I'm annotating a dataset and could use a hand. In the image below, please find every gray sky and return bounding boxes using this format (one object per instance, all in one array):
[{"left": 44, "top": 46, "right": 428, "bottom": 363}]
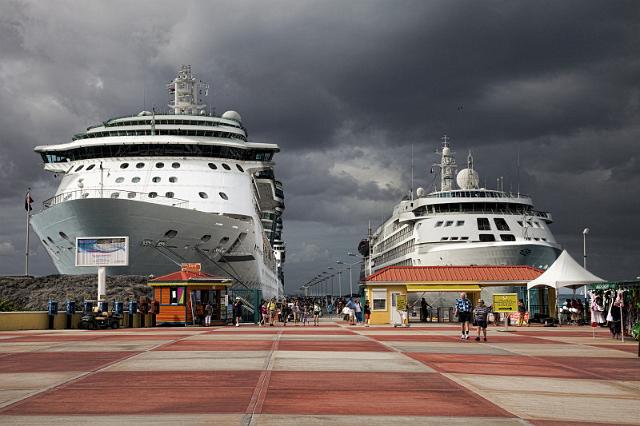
[{"left": 0, "top": 0, "right": 638, "bottom": 293}]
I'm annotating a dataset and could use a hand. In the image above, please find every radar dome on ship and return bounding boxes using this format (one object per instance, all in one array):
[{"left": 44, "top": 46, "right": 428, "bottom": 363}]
[
  {"left": 222, "top": 110, "right": 242, "bottom": 123},
  {"left": 456, "top": 168, "right": 480, "bottom": 189},
  {"left": 416, "top": 187, "right": 425, "bottom": 197}
]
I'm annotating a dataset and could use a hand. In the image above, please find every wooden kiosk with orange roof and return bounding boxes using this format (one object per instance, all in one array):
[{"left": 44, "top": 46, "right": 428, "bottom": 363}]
[{"left": 149, "top": 263, "right": 233, "bottom": 326}]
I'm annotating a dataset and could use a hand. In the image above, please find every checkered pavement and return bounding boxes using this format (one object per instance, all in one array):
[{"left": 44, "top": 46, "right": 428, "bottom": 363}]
[{"left": 0, "top": 321, "right": 638, "bottom": 425}]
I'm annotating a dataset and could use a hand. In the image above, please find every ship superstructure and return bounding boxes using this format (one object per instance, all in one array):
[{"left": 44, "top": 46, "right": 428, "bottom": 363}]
[
  {"left": 364, "top": 136, "right": 561, "bottom": 275},
  {"left": 31, "top": 65, "right": 285, "bottom": 298}
]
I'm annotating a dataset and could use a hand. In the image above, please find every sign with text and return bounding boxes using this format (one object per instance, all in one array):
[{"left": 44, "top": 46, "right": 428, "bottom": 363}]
[
  {"left": 492, "top": 293, "right": 518, "bottom": 313},
  {"left": 396, "top": 294, "right": 407, "bottom": 311},
  {"left": 76, "top": 237, "right": 129, "bottom": 267}
]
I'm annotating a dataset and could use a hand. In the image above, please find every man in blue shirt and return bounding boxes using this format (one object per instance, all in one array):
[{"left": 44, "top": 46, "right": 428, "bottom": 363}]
[{"left": 454, "top": 292, "right": 472, "bottom": 340}]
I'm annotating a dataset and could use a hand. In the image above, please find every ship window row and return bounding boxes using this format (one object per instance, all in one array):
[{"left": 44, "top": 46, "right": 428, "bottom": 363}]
[
  {"left": 419, "top": 202, "right": 533, "bottom": 216},
  {"left": 434, "top": 220, "right": 465, "bottom": 227},
  {"left": 373, "top": 225, "right": 413, "bottom": 254},
  {"left": 42, "top": 145, "right": 275, "bottom": 164},
  {"left": 74, "top": 129, "right": 247, "bottom": 142},
  {"left": 105, "top": 118, "right": 243, "bottom": 130},
  {"left": 517, "top": 220, "right": 542, "bottom": 228},
  {"left": 372, "top": 239, "right": 414, "bottom": 265},
  {"left": 107, "top": 190, "right": 228, "bottom": 201},
  {"left": 114, "top": 176, "right": 178, "bottom": 183},
  {"left": 428, "top": 190, "right": 522, "bottom": 199},
  {"left": 440, "top": 236, "right": 470, "bottom": 241},
  {"left": 476, "top": 217, "right": 512, "bottom": 231}
]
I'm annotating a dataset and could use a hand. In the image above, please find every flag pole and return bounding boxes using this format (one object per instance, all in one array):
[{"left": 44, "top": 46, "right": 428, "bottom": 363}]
[{"left": 25, "top": 187, "right": 31, "bottom": 276}]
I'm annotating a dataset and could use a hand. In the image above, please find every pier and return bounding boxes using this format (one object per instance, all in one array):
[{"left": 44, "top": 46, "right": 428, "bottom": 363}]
[{"left": 0, "top": 319, "right": 637, "bottom": 425}]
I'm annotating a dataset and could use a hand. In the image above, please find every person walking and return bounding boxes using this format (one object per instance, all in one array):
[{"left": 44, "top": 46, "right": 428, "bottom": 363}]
[
  {"left": 420, "top": 298, "right": 428, "bottom": 322},
  {"left": 204, "top": 302, "right": 213, "bottom": 327},
  {"left": 293, "top": 301, "right": 301, "bottom": 325},
  {"left": 302, "top": 304, "right": 309, "bottom": 326},
  {"left": 267, "top": 297, "right": 277, "bottom": 326},
  {"left": 473, "top": 299, "right": 492, "bottom": 341},
  {"left": 259, "top": 301, "right": 267, "bottom": 326},
  {"left": 517, "top": 299, "right": 527, "bottom": 326},
  {"left": 454, "top": 292, "right": 472, "bottom": 340},
  {"left": 354, "top": 298, "right": 363, "bottom": 325},
  {"left": 233, "top": 297, "right": 243, "bottom": 327},
  {"left": 364, "top": 301, "right": 371, "bottom": 327},
  {"left": 313, "top": 302, "right": 321, "bottom": 326}
]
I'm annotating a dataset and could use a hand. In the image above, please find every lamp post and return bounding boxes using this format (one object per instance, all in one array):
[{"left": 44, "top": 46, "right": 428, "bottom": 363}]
[{"left": 582, "top": 228, "right": 590, "bottom": 300}]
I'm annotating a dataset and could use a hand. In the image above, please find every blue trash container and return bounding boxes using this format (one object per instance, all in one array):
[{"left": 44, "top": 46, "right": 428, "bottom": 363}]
[
  {"left": 98, "top": 301, "right": 108, "bottom": 313},
  {"left": 128, "top": 301, "right": 138, "bottom": 314},
  {"left": 83, "top": 300, "right": 93, "bottom": 315},
  {"left": 65, "top": 300, "right": 76, "bottom": 315},
  {"left": 47, "top": 299, "right": 58, "bottom": 316},
  {"left": 114, "top": 301, "right": 124, "bottom": 316}
]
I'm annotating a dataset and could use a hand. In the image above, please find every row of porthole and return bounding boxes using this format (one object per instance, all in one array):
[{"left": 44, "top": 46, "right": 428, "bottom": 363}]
[
  {"left": 75, "top": 162, "right": 245, "bottom": 172},
  {"left": 209, "top": 162, "right": 244, "bottom": 172},
  {"left": 109, "top": 191, "right": 229, "bottom": 200},
  {"left": 164, "top": 230, "right": 230, "bottom": 246},
  {"left": 114, "top": 176, "right": 178, "bottom": 183}
]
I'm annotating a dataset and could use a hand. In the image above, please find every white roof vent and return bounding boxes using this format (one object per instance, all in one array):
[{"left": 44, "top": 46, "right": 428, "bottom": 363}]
[
  {"left": 138, "top": 111, "right": 153, "bottom": 116},
  {"left": 222, "top": 110, "right": 242, "bottom": 123}
]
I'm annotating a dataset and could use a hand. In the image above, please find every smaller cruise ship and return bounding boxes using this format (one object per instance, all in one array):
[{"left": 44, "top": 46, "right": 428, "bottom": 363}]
[{"left": 362, "top": 136, "right": 561, "bottom": 275}]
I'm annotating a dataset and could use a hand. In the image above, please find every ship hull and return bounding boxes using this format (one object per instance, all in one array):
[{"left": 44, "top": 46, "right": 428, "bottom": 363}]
[
  {"left": 415, "top": 241, "right": 561, "bottom": 269},
  {"left": 30, "top": 198, "right": 281, "bottom": 299}
]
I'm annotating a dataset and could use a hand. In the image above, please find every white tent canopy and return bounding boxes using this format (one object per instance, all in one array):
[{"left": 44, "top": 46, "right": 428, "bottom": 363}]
[{"left": 527, "top": 250, "right": 606, "bottom": 290}]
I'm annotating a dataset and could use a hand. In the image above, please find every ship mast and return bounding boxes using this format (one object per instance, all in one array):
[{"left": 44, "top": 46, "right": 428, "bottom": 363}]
[
  {"left": 167, "top": 65, "right": 210, "bottom": 115},
  {"left": 438, "top": 134, "right": 457, "bottom": 191}
]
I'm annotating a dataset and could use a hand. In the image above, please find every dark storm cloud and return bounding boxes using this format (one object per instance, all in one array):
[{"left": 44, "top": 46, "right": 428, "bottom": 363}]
[{"left": 0, "top": 0, "right": 638, "bottom": 289}]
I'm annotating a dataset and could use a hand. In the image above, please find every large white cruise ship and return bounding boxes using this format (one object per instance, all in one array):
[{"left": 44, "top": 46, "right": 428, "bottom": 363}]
[
  {"left": 31, "top": 66, "right": 285, "bottom": 299},
  {"left": 363, "top": 136, "right": 561, "bottom": 275}
]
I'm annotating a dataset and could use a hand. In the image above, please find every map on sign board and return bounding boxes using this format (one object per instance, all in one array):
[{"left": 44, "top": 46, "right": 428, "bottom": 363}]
[
  {"left": 75, "top": 237, "right": 129, "bottom": 267},
  {"left": 492, "top": 293, "right": 518, "bottom": 312}
]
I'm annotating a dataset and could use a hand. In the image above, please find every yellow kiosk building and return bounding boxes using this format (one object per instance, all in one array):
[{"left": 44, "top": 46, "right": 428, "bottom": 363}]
[{"left": 364, "top": 265, "right": 544, "bottom": 325}]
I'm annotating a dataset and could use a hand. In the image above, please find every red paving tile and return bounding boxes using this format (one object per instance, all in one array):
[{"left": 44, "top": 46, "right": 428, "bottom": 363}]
[
  {"left": 156, "top": 340, "right": 274, "bottom": 351},
  {"left": 513, "top": 331, "right": 611, "bottom": 338},
  {"left": 355, "top": 326, "right": 462, "bottom": 331},
  {"left": 590, "top": 344, "right": 638, "bottom": 354},
  {"left": 371, "top": 335, "right": 458, "bottom": 342},
  {"left": 531, "top": 421, "right": 623, "bottom": 426},
  {"left": 276, "top": 340, "right": 390, "bottom": 352},
  {"left": 407, "top": 353, "right": 548, "bottom": 366},
  {"left": 0, "top": 352, "right": 137, "bottom": 373},
  {"left": 3, "top": 371, "right": 260, "bottom": 415},
  {"left": 268, "top": 371, "right": 447, "bottom": 391},
  {"left": 406, "top": 353, "right": 592, "bottom": 378},
  {"left": 262, "top": 371, "right": 510, "bottom": 416},
  {"left": 541, "top": 356, "right": 640, "bottom": 380}
]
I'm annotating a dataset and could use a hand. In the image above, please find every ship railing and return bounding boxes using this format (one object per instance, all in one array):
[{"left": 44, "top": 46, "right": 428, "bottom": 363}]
[
  {"left": 417, "top": 209, "right": 551, "bottom": 219},
  {"left": 41, "top": 188, "right": 189, "bottom": 210}
]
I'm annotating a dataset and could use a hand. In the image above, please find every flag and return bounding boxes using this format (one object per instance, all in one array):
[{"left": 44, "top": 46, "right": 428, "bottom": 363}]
[{"left": 25, "top": 191, "right": 33, "bottom": 212}]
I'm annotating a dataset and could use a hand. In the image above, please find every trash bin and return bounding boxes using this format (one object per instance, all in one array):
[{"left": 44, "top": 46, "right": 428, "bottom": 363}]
[
  {"left": 98, "top": 301, "right": 108, "bottom": 313},
  {"left": 114, "top": 301, "right": 124, "bottom": 316},
  {"left": 47, "top": 299, "right": 58, "bottom": 329},
  {"left": 83, "top": 300, "right": 93, "bottom": 315},
  {"left": 65, "top": 300, "right": 76, "bottom": 329},
  {"left": 128, "top": 301, "right": 138, "bottom": 328}
]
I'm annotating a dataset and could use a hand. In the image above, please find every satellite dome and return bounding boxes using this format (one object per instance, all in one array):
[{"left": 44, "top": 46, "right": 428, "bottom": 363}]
[
  {"left": 442, "top": 146, "right": 450, "bottom": 155},
  {"left": 416, "top": 187, "right": 425, "bottom": 197},
  {"left": 456, "top": 168, "right": 480, "bottom": 190},
  {"left": 137, "top": 111, "right": 153, "bottom": 116},
  {"left": 222, "top": 110, "right": 242, "bottom": 123}
]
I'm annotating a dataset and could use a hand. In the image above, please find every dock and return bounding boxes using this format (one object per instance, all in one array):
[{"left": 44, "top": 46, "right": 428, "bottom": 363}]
[{"left": 0, "top": 320, "right": 638, "bottom": 425}]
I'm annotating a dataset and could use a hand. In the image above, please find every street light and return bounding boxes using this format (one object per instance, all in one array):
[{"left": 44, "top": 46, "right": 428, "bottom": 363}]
[
  {"left": 583, "top": 227, "right": 590, "bottom": 299},
  {"left": 582, "top": 228, "right": 590, "bottom": 270}
]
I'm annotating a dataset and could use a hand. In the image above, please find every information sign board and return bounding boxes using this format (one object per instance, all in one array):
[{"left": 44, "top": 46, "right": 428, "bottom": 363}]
[
  {"left": 75, "top": 237, "right": 129, "bottom": 267},
  {"left": 396, "top": 294, "right": 407, "bottom": 311},
  {"left": 492, "top": 293, "right": 518, "bottom": 313}
]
